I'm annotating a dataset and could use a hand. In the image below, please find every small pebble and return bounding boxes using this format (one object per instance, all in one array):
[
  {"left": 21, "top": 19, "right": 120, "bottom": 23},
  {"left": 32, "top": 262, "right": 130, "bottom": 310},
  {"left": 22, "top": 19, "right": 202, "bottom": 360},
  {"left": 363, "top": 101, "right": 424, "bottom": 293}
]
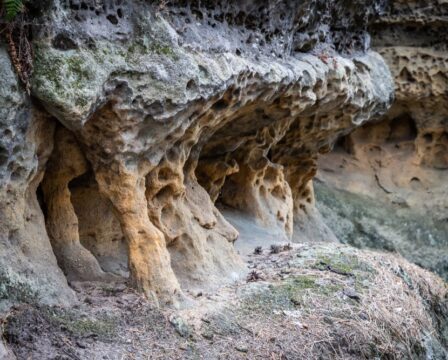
[
  {"left": 235, "top": 344, "right": 248, "bottom": 353},
  {"left": 201, "top": 331, "right": 214, "bottom": 340}
]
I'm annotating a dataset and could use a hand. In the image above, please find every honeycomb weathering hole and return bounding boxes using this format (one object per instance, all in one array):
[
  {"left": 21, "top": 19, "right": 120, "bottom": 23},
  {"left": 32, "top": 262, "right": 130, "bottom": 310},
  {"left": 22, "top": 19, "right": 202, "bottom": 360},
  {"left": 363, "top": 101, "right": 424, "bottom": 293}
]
[{"left": 388, "top": 114, "right": 418, "bottom": 143}]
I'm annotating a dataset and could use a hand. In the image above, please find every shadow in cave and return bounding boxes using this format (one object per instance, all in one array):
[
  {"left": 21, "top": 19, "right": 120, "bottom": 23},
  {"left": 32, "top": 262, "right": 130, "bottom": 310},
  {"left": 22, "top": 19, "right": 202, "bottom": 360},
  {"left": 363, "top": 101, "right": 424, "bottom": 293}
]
[{"left": 68, "top": 172, "right": 130, "bottom": 279}]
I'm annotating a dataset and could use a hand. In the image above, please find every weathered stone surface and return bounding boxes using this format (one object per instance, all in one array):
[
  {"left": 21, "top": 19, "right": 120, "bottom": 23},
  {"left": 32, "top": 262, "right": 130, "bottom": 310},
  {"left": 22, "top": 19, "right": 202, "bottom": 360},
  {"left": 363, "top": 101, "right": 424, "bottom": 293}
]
[
  {"left": 42, "top": 126, "right": 109, "bottom": 282},
  {"left": 0, "top": 46, "right": 75, "bottom": 310},
  {"left": 0, "top": 341, "right": 16, "bottom": 360},
  {"left": 371, "top": 0, "right": 448, "bottom": 170},
  {"left": 0, "top": 0, "right": 395, "bottom": 306},
  {"left": 2, "top": 4, "right": 447, "bottom": 360},
  {"left": 71, "top": 183, "right": 129, "bottom": 277},
  {"left": 317, "top": 0, "right": 448, "bottom": 279}
]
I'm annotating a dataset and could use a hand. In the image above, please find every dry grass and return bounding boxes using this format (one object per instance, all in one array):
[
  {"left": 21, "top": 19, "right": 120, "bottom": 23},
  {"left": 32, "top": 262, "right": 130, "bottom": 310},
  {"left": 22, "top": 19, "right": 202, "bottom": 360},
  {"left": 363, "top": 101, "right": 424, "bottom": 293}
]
[
  {"left": 2, "top": 244, "right": 447, "bottom": 359},
  {"left": 228, "top": 245, "right": 448, "bottom": 359}
]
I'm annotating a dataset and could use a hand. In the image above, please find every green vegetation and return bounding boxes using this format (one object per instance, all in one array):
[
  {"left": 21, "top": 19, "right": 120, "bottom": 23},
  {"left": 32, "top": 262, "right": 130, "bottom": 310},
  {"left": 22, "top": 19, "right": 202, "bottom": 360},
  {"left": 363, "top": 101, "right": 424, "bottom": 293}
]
[
  {"left": 241, "top": 275, "right": 343, "bottom": 315},
  {"left": 44, "top": 308, "right": 119, "bottom": 341},
  {"left": 313, "top": 252, "right": 374, "bottom": 275},
  {"left": 2, "top": 0, "right": 25, "bottom": 21},
  {"left": 1, "top": 0, "right": 35, "bottom": 92}
]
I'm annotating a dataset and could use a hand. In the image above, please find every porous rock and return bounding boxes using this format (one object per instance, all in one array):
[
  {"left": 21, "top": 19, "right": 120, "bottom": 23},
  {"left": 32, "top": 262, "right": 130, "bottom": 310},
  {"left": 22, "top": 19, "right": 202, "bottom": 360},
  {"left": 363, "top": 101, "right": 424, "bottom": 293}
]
[
  {"left": 1, "top": 0, "right": 394, "bottom": 306},
  {"left": 317, "top": 0, "right": 448, "bottom": 279},
  {"left": 0, "top": 46, "right": 75, "bottom": 309}
]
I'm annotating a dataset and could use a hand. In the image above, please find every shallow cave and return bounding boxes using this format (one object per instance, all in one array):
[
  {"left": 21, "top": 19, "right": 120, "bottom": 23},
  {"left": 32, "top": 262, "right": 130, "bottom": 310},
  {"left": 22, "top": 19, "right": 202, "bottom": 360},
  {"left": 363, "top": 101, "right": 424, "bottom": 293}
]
[
  {"left": 36, "top": 184, "right": 47, "bottom": 219},
  {"left": 35, "top": 125, "right": 127, "bottom": 284},
  {"left": 332, "top": 134, "right": 353, "bottom": 154},
  {"left": 69, "top": 172, "right": 129, "bottom": 278},
  {"left": 387, "top": 113, "right": 418, "bottom": 143},
  {"left": 36, "top": 155, "right": 128, "bottom": 283}
]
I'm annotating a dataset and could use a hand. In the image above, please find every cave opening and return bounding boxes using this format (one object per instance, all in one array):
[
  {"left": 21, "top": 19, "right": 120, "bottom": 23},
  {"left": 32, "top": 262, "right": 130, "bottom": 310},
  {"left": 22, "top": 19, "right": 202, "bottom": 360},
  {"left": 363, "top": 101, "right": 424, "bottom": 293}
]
[
  {"left": 387, "top": 113, "right": 418, "bottom": 143},
  {"left": 36, "top": 184, "right": 47, "bottom": 220},
  {"left": 34, "top": 125, "right": 129, "bottom": 284},
  {"left": 332, "top": 134, "right": 353, "bottom": 154},
  {"left": 68, "top": 171, "right": 130, "bottom": 279}
]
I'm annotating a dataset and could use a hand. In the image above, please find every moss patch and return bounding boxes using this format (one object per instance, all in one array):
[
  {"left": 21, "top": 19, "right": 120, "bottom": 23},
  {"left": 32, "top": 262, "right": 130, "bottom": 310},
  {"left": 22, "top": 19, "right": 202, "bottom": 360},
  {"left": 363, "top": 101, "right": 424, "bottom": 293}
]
[
  {"left": 43, "top": 308, "right": 118, "bottom": 341},
  {"left": 126, "top": 39, "right": 179, "bottom": 62},
  {"left": 241, "top": 275, "right": 343, "bottom": 315},
  {"left": 313, "top": 252, "right": 374, "bottom": 275},
  {"left": 32, "top": 44, "right": 95, "bottom": 109}
]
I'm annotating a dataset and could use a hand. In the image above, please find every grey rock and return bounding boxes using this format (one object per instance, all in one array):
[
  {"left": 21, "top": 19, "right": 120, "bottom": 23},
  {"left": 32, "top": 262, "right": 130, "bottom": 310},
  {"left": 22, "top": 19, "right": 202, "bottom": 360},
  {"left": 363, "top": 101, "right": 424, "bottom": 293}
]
[
  {"left": 0, "top": 46, "right": 75, "bottom": 310},
  {"left": 235, "top": 344, "right": 249, "bottom": 353},
  {"left": 169, "top": 314, "right": 191, "bottom": 338},
  {"left": 0, "top": 0, "right": 396, "bottom": 307},
  {"left": 0, "top": 341, "right": 16, "bottom": 360}
]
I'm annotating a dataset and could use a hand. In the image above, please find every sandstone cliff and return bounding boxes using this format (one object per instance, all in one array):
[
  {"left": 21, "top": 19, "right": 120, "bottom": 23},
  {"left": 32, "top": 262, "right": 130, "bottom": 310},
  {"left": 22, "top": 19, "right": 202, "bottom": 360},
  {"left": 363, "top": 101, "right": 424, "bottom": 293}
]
[
  {"left": 1, "top": 0, "right": 395, "bottom": 308},
  {"left": 317, "top": 0, "right": 448, "bottom": 280},
  {"left": 1, "top": 0, "right": 447, "bottom": 358}
]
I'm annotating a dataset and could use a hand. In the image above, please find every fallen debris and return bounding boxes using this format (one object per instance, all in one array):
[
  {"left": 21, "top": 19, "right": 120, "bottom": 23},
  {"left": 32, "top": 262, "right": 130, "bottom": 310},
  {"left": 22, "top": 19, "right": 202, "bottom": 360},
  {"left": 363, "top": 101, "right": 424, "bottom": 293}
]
[{"left": 247, "top": 270, "right": 264, "bottom": 282}]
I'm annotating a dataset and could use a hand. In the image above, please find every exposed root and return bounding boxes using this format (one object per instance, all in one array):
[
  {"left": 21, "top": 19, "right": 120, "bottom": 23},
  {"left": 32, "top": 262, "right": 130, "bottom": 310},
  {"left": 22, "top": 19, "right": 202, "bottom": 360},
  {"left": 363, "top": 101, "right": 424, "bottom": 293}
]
[{"left": 3, "top": 14, "right": 33, "bottom": 94}]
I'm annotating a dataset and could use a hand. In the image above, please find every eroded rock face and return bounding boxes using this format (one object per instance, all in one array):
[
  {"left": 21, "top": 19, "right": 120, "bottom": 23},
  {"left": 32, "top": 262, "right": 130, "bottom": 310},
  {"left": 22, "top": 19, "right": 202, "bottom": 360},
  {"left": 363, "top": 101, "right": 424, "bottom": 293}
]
[
  {"left": 41, "top": 126, "right": 109, "bottom": 282},
  {"left": 372, "top": 0, "right": 448, "bottom": 170},
  {"left": 0, "top": 47, "right": 74, "bottom": 310},
  {"left": 1, "top": 0, "right": 394, "bottom": 307},
  {"left": 71, "top": 181, "right": 129, "bottom": 277},
  {"left": 317, "top": 0, "right": 448, "bottom": 279}
]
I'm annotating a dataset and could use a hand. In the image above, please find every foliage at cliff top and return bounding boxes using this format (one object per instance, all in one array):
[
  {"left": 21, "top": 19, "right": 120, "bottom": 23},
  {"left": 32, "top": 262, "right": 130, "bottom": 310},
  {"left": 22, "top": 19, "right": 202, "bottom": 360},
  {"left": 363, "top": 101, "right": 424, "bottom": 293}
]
[{"left": 1, "top": 0, "right": 25, "bottom": 21}]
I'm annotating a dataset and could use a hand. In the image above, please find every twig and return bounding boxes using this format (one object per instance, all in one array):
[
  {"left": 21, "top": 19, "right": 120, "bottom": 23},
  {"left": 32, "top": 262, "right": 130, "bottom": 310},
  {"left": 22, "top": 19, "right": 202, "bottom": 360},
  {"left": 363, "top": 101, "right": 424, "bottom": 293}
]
[{"left": 326, "top": 265, "right": 354, "bottom": 277}]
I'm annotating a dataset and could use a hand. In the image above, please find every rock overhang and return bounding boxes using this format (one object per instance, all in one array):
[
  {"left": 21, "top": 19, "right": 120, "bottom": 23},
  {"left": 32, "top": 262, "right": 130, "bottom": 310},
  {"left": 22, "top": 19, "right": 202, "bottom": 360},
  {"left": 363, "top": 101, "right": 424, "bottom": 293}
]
[{"left": 1, "top": 0, "right": 396, "bottom": 306}]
